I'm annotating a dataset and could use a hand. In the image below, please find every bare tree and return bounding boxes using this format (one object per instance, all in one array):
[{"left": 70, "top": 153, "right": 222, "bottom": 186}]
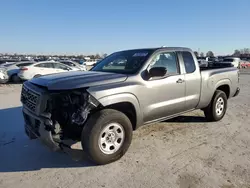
[
  {"left": 200, "top": 52, "right": 204, "bottom": 57},
  {"left": 194, "top": 51, "right": 199, "bottom": 57},
  {"left": 233, "top": 50, "right": 241, "bottom": 56},
  {"left": 95, "top": 53, "right": 101, "bottom": 59},
  {"left": 239, "top": 48, "right": 250, "bottom": 55},
  {"left": 78, "top": 55, "right": 84, "bottom": 59},
  {"left": 243, "top": 48, "right": 250, "bottom": 54},
  {"left": 206, "top": 51, "right": 214, "bottom": 57}
]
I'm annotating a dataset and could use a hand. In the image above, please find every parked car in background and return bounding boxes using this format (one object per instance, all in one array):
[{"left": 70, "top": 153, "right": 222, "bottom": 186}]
[
  {"left": 221, "top": 57, "right": 241, "bottom": 68},
  {"left": 239, "top": 58, "right": 250, "bottom": 68},
  {"left": 18, "top": 61, "right": 77, "bottom": 80},
  {"left": 85, "top": 59, "right": 97, "bottom": 66},
  {"left": 0, "top": 68, "right": 9, "bottom": 83},
  {"left": 1, "top": 61, "right": 35, "bottom": 82},
  {"left": 59, "top": 60, "right": 87, "bottom": 71},
  {"left": 0, "top": 59, "right": 19, "bottom": 66}
]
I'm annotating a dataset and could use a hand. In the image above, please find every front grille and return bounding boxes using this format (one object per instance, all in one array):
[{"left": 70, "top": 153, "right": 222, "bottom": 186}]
[{"left": 21, "top": 85, "right": 40, "bottom": 112}]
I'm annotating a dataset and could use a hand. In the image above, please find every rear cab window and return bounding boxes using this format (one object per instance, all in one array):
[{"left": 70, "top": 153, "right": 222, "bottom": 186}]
[{"left": 181, "top": 51, "right": 196, "bottom": 73}]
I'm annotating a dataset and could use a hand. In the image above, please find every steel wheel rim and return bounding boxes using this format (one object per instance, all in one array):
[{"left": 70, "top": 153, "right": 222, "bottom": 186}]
[
  {"left": 98, "top": 122, "right": 125, "bottom": 155},
  {"left": 215, "top": 97, "right": 224, "bottom": 116}
]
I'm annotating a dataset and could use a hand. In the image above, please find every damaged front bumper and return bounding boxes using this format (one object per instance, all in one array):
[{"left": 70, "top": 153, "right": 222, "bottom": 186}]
[
  {"left": 21, "top": 81, "right": 101, "bottom": 152},
  {"left": 23, "top": 107, "right": 62, "bottom": 151}
]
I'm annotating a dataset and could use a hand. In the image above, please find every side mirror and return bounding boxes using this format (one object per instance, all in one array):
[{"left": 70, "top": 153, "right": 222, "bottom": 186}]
[{"left": 148, "top": 67, "right": 167, "bottom": 77}]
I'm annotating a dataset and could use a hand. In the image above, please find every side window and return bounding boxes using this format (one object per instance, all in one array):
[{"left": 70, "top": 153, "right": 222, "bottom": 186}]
[
  {"left": 35, "top": 63, "right": 44, "bottom": 68},
  {"left": 149, "top": 52, "right": 179, "bottom": 74},
  {"left": 62, "top": 61, "right": 75, "bottom": 67},
  {"left": 182, "top": 52, "right": 196, "bottom": 73},
  {"left": 53, "top": 63, "right": 71, "bottom": 70},
  {"left": 69, "top": 62, "right": 76, "bottom": 66},
  {"left": 35, "top": 63, "right": 53, "bottom": 68}
]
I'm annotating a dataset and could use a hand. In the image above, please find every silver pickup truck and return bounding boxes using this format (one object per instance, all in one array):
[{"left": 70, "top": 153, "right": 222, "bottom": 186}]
[{"left": 20, "top": 47, "right": 240, "bottom": 164}]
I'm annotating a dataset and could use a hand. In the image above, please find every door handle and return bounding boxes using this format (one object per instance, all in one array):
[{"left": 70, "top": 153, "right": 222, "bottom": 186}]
[{"left": 176, "top": 79, "right": 184, "bottom": 83}]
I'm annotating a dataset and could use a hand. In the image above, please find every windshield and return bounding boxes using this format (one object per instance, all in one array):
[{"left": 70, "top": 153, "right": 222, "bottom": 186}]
[{"left": 91, "top": 50, "right": 154, "bottom": 74}]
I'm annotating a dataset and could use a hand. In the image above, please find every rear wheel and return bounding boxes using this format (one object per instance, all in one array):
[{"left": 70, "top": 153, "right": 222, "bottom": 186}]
[
  {"left": 11, "top": 74, "right": 21, "bottom": 83},
  {"left": 81, "top": 109, "right": 133, "bottom": 165},
  {"left": 203, "top": 90, "right": 227, "bottom": 122}
]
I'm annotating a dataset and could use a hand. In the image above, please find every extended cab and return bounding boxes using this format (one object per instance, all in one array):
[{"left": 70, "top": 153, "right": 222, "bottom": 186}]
[{"left": 20, "top": 47, "right": 240, "bottom": 164}]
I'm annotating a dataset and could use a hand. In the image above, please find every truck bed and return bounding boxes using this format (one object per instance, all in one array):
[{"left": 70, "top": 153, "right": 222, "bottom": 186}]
[
  {"left": 197, "top": 66, "right": 239, "bottom": 109},
  {"left": 200, "top": 62, "right": 234, "bottom": 71}
]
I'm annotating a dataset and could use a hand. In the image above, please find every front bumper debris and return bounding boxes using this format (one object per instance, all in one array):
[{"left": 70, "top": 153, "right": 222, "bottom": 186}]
[{"left": 23, "top": 107, "right": 61, "bottom": 151}]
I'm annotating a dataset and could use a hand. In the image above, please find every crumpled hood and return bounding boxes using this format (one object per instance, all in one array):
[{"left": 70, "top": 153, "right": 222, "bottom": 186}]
[{"left": 29, "top": 71, "right": 128, "bottom": 90}]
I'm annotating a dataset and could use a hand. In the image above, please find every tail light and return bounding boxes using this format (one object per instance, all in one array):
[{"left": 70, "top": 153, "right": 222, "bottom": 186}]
[{"left": 20, "top": 67, "right": 28, "bottom": 71}]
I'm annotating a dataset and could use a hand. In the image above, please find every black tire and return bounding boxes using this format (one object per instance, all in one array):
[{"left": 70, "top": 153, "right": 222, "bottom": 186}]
[
  {"left": 203, "top": 90, "right": 227, "bottom": 122},
  {"left": 81, "top": 109, "right": 133, "bottom": 165},
  {"left": 11, "top": 74, "right": 21, "bottom": 83},
  {"left": 33, "top": 74, "right": 41, "bottom": 78}
]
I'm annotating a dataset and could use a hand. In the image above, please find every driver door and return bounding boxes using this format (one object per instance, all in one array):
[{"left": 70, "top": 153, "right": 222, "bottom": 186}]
[{"left": 142, "top": 51, "right": 186, "bottom": 123}]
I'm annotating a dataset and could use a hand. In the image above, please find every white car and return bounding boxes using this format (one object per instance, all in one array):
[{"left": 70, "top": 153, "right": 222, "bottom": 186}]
[
  {"left": 18, "top": 61, "right": 78, "bottom": 80},
  {"left": 221, "top": 57, "right": 241, "bottom": 68},
  {"left": 59, "top": 60, "right": 87, "bottom": 71},
  {"left": 1, "top": 61, "right": 35, "bottom": 82},
  {"left": 85, "top": 59, "right": 97, "bottom": 66},
  {"left": 0, "top": 68, "right": 9, "bottom": 83}
]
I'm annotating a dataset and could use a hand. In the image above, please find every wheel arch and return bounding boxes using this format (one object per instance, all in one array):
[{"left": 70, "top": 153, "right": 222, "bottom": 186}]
[
  {"left": 216, "top": 84, "right": 230, "bottom": 98},
  {"left": 97, "top": 93, "right": 142, "bottom": 130},
  {"left": 198, "top": 79, "right": 231, "bottom": 109},
  {"left": 214, "top": 78, "right": 232, "bottom": 98}
]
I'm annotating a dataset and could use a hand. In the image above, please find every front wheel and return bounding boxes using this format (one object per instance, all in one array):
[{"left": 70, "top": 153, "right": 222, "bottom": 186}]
[
  {"left": 203, "top": 90, "right": 228, "bottom": 122},
  {"left": 81, "top": 109, "right": 133, "bottom": 165}
]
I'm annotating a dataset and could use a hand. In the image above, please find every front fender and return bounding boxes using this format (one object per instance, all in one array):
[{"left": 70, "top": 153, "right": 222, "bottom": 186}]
[{"left": 97, "top": 93, "right": 142, "bottom": 129}]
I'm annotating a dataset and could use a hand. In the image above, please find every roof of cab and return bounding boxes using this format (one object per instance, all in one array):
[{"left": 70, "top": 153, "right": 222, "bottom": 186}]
[{"left": 116, "top": 47, "right": 193, "bottom": 53}]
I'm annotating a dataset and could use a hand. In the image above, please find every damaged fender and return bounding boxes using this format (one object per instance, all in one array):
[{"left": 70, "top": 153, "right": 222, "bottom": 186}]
[{"left": 95, "top": 93, "right": 142, "bottom": 129}]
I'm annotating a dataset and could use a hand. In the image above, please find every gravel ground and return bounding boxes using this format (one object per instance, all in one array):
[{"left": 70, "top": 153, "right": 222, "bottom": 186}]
[{"left": 0, "top": 71, "right": 250, "bottom": 188}]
